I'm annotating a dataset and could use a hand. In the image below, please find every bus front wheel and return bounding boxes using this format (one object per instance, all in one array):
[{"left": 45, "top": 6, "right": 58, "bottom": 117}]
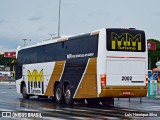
[
  {"left": 21, "top": 83, "right": 30, "bottom": 99},
  {"left": 54, "top": 84, "right": 64, "bottom": 104}
]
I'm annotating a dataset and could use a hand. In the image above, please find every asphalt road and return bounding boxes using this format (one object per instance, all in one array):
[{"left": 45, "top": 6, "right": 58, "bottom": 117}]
[{"left": 0, "top": 83, "right": 160, "bottom": 120}]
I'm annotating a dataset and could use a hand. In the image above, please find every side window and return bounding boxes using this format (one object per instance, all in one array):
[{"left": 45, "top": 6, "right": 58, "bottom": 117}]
[
  {"left": 15, "top": 65, "right": 22, "bottom": 79},
  {"left": 37, "top": 45, "right": 45, "bottom": 63},
  {"left": 17, "top": 51, "right": 23, "bottom": 64},
  {"left": 52, "top": 42, "right": 64, "bottom": 61},
  {"left": 66, "top": 39, "right": 80, "bottom": 54},
  {"left": 22, "top": 50, "right": 27, "bottom": 64},
  {"left": 88, "top": 36, "right": 98, "bottom": 54},
  {"left": 66, "top": 35, "right": 98, "bottom": 58},
  {"left": 44, "top": 42, "right": 66, "bottom": 61},
  {"left": 16, "top": 34, "right": 99, "bottom": 64},
  {"left": 40, "top": 44, "right": 52, "bottom": 62},
  {"left": 79, "top": 37, "right": 88, "bottom": 53},
  {"left": 27, "top": 48, "right": 34, "bottom": 64}
]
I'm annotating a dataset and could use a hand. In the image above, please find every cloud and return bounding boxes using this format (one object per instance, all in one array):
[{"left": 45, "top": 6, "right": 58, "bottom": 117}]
[
  {"left": 0, "top": 19, "right": 8, "bottom": 25},
  {"left": 88, "top": 10, "right": 108, "bottom": 17},
  {"left": 62, "top": 2, "right": 77, "bottom": 8},
  {"left": 0, "top": 38, "right": 20, "bottom": 52},
  {"left": 155, "top": 12, "right": 160, "bottom": 15},
  {"left": 37, "top": 27, "right": 45, "bottom": 31},
  {"left": 149, "top": 11, "right": 160, "bottom": 16},
  {"left": 28, "top": 16, "right": 43, "bottom": 21}
]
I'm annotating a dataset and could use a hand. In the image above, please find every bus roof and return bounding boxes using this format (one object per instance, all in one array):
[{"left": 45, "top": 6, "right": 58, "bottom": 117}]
[{"left": 17, "top": 29, "right": 101, "bottom": 52}]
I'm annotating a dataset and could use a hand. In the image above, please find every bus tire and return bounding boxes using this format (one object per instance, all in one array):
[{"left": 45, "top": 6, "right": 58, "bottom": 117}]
[
  {"left": 21, "top": 83, "right": 30, "bottom": 99},
  {"left": 64, "top": 85, "right": 73, "bottom": 105},
  {"left": 101, "top": 97, "right": 114, "bottom": 106},
  {"left": 54, "top": 84, "right": 64, "bottom": 104},
  {"left": 87, "top": 98, "right": 99, "bottom": 106},
  {"left": 75, "top": 99, "right": 85, "bottom": 104}
]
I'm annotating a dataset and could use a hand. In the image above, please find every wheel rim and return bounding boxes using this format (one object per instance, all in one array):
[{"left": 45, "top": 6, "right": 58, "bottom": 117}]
[
  {"left": 56, "top": 88, "right": 61, "bottom": 100},
  {"left": 65, "top": 89, "right": 71, "bottom": 100},
  {"left": 22, "top": 86, "right": 27, "bottom": 94}
]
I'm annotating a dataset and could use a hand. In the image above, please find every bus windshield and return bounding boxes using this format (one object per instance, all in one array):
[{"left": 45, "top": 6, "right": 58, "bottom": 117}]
[{"left": 106, "top": 28, "right": 146, "bottom": 52}]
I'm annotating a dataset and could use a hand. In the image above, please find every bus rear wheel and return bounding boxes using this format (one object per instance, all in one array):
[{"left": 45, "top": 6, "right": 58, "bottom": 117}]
[
  {"left": 64, "top": 85, "right": 73, "bottom": 105},
  {"left": 54, "top": 84, "right": 64, "bottom": 104},
  {"left": 21, "top": 83, "right": 30, "bottom": 99},
  {"left": 100, "top": 97, "right": 114, "bottom": 106},
  {"left": 87, "top": 98, "right": 100, "bottom": 106}
]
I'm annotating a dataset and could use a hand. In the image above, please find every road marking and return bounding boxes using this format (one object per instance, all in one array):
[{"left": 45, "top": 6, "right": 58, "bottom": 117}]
[
  {"left": 40, "top": 107, "right": 63, "bottom": 112},
  {"left": 102, "top": 117, "right": 120, "bottom": 119},
  {"left": 115, "top": 103, "right": 160, "bottom": 111},
  {"left": 42, "top": 117, "right": 66, "bottom": 120},
  {"left": 143, "top": 106, "right": 160, "bottom": 109},
  {"left": 144, "top": 108, "right": 160, "bottom": 111},
  {"left": 129, "top": 105, "right": 160, "bottom": 111},
  {"left": 71, "top": 117, "right": 90, "bottom": 120},
  {"left": 16, "top": 108, "right": 37, "bottom": 111},
  {"left": 0, "top": 82, "right": 15, "bottom": 85},
  {"left": 62, "top": 107, "right": 87, "bottom": 112},
  {"left": 0, "top": 92, "right": 6, "bottom": 93},
  {"left": 0, "top": 108, "right": 12, "bottom": 111}
]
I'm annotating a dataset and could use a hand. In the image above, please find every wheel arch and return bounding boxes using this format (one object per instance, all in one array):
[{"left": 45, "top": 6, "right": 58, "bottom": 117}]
[
  {"left": 53, "top": 81, "right": 60, "bottom": 95},
  {"left": 54, "top": 81, "right": 60, "bottom": 89},
  {"left": 53, "top": 80, "right": 71, "bottom": 95},
  {"left": 20, "top": 81, "right": 26, "bottom": 93},
  {"left": 63, "top": 80, "right": 70, "bottom": 91}
]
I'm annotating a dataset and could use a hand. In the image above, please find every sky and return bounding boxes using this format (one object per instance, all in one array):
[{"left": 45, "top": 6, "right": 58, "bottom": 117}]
[{"left": 0, "top": 0, "right": 160, "bottom": 52}]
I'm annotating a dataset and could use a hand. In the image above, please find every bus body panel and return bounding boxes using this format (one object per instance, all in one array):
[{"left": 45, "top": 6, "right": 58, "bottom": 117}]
[
  {"left": 99, "top": 86, "right": 147, "bottom": 97},
  {"left": 97, "top": 28, "right": 148, "bottom": 98},
  {"left": 23, "top": 62, "right": 55, "bottom": 95},
  {"left": 97, "top": 29, "right": 106, "bottom": 95},
  {"left": 16, "top": 78, "right": 22, "bottom": 93},
  {"left": 73, "top": 58, "right": 97, "bottom": 99},
  {"left": 106, "top": 60, "right": 146, "bottom": 86},
  {"left": 19, "top": 58, "right": 98, "bottom": 98},
  {"left": 45, "top": 61, "right": 65, "bottom": 96}
]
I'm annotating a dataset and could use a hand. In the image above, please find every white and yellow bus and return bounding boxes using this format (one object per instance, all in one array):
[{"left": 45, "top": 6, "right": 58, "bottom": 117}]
[{"left": 16, "top": 28, "right": 148, "bottom": 105}]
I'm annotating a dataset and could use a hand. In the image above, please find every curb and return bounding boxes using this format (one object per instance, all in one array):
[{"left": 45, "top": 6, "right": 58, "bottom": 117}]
[{"left": 0, "top": 79, "right": 15, "bottom": 82}]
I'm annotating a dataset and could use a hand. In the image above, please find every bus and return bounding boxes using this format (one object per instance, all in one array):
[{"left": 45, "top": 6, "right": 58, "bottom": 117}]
[{"left": 16, "top": 28, "right": 148, "bottom": 105}]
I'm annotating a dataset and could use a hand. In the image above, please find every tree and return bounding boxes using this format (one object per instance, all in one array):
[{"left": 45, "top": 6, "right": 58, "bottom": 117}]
[
  {"left": 0, "top": 54, "right": 15, "bottom": 67},
  {"left": 148, "top": 39, "right": 160, "bottom": 70},
  {"left": 0, "top": 54, "right": 5, "bottom": 65}
]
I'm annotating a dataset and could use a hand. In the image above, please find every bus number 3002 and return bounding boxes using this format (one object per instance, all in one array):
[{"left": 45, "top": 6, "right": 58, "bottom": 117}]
[{"left": 122, "top": 76, "right": 132, "bottom": 81}]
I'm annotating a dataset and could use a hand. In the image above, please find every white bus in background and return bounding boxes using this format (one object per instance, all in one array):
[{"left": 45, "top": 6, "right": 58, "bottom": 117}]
[{"left": 15, "top": 28, "right": 148, "bottom": 105}]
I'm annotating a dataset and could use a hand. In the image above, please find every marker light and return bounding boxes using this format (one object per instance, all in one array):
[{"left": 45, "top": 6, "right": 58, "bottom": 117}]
[
  {"left": 146, "top": 75, "right": 148, "bottom": 84},
  {"left": 101, "top": 74, "right": 106, "bottom": 86}
]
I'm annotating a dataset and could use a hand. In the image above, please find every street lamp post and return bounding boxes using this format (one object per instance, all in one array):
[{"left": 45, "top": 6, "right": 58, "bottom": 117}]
[
  {"left": 22, "top": 39, "right": 31, "bottom": 47},
  {"left": 58, "top": 0, "right": 61, "bottom": 38},
  {"left": 48, "top": 34, "right": 56, "bottom": 39}
]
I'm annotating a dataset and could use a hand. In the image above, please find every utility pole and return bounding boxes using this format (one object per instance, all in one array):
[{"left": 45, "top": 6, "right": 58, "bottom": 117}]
[
  {"left": 58, "top": 0, "right": 61, "bottom": 38},
  {"left": 48, "top": 34, "right": 56, "bottom": 39}
]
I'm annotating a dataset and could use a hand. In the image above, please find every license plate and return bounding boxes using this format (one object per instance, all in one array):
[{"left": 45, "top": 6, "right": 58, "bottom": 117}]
[{"left": 122, "top": 91, "right": 131, "bottom": 95}]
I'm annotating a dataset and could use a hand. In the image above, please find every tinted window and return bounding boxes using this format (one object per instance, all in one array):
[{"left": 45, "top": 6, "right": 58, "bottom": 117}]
[
  {"left": 17, "top": 34, "right": 99, "bottom": 64},
  {"left": 107, "top": 29, "right": 146, "bottom": 52},
  {"left": 66, "top": 35, "right": 98, "bottom": 59}
]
